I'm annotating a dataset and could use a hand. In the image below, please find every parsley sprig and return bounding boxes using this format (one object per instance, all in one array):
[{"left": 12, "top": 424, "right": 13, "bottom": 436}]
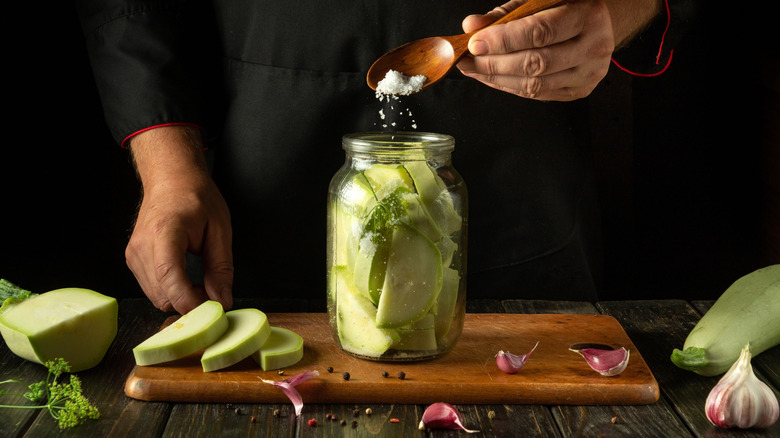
[{"left": 0, "top": 358, "right": 100, "bottom": 429}]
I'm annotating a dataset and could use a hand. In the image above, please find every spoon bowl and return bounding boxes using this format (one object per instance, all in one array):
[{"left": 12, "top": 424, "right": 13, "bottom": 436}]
[
  {"left": 367, "top": 0, "right": 568, "bottom": 94},
  {"left": 367, "top": 36, "right": 461, "bottom": 93}
]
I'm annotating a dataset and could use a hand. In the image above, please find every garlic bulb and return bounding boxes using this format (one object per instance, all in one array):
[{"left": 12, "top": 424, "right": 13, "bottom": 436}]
[{"left": 705, "top": 344, "right": 779, "bottom": 429}]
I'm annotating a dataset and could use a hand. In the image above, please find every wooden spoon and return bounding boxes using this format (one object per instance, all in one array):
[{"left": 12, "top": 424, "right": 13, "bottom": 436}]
[{"left": 366, "top": 0, "right": 568, "bottom": 94}]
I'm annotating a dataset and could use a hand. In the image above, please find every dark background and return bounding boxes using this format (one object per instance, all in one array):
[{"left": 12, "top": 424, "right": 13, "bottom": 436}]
[{"left": 2, "top": 3, "right": 776, "bottom": 302}]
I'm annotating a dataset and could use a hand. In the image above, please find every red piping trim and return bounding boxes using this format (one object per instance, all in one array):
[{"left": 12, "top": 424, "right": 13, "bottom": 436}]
[
  {"left": 120, "top": 122, "right": 205, "bottom": 148},
  {"left": 611, "top": 0, "right": 672, "bottom": 77},
  {"left": 612, "top": 49, "right": 673, "bottom": 77}
]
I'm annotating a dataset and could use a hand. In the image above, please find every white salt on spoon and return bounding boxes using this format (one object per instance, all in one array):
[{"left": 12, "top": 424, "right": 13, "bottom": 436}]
[{"left": 375, "top": 70, "right": 427, "bottom": 99}]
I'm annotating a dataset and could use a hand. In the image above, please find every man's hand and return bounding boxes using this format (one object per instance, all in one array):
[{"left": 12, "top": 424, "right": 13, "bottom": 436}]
[
  {"left": 126, "top": 126, "right": 233, "bottom": 314},
  {"left": 457, "top": 0, "right": 661, "bottom": 101}
]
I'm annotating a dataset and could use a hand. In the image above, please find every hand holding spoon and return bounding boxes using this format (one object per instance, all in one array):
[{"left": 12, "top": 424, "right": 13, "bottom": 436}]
[{"left": 367, "top": 0, "right": 568, "bottom": 94}]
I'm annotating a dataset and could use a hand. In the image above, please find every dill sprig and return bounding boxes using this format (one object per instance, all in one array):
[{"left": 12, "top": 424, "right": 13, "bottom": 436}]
[
  {"left": 359, "top": 172, "right": 407, "bottom": 245},
  {"left": 0, "top": 358, "right": 100, "bottom": 429}
]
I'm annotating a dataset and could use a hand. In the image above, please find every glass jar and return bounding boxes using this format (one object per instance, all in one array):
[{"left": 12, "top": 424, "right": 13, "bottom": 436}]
[{"left": 327, "top": 132, "right": 467, "bottom": 361}]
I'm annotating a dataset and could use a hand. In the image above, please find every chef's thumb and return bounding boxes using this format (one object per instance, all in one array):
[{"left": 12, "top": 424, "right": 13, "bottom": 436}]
[{"left": 462, "top": 1, "right": 521, "bottom": 34}]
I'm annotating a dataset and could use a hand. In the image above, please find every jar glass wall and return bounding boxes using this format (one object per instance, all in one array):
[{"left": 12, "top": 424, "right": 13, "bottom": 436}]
[{"left": 326, "top": 132, "right": 467, "bottom": 361}]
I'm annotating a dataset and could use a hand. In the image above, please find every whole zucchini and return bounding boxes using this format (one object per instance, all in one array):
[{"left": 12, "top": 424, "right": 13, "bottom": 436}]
[{"left": 671, "top": 264, "right": 780, "bottom": 376}]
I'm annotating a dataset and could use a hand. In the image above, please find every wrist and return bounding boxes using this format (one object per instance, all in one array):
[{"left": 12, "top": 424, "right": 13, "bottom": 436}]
[
  {"left": 603, "top": 0, "right": 663, "bottom": 48},
  {"left": 129, "top": 126, "right": 210, "bottom": 192}
]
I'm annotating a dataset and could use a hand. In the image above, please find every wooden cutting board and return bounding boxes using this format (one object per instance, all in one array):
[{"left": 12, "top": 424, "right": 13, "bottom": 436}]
[{"left": 124, "top": 313, "right": 659, "bottom": 405}]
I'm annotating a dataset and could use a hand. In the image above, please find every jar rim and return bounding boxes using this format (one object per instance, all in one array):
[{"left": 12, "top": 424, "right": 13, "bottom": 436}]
[{"left": 342, "top": 131, "right": 454, "bottom": 153}]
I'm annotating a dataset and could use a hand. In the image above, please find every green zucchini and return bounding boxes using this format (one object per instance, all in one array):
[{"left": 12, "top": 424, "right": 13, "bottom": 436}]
[{"left": 671, "top": 264, "right": 780, "bottom": 376}]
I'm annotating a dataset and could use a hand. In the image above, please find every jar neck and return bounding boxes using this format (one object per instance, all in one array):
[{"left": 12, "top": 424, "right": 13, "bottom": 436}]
[
  {"left": 342, "top": 132, "right": 455, "bottom": 157},
  {"left": 345, "top": 148, "right": 452, "bottom": 162},
  {"left": 343, "top": 131, "right": 454, "bottom": 164}
]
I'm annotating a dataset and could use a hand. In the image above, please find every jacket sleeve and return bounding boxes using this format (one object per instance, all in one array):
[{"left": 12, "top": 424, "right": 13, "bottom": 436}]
[
  {"left": 610, "top": 0, "right": 700, "bottom": 77},
  {"left": 76, "top": 0, "right": 222, "bottom": 147}
]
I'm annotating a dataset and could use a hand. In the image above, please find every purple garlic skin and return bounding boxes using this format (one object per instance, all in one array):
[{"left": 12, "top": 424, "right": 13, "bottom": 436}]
[
  {"left": 705, "top": 344, "right": 779, "bottom": 429},
  {"left": 496, "top": 341, "right": 539, "bottom": 374},
  {"left": 260, "top": 368, "right": 319, "bottom": 417},
  {"left": 419, "top": 402, "right": 479, "bottom": 433},
  {"left": 571, "top": 346, "right": 630, "bottom": 377}
]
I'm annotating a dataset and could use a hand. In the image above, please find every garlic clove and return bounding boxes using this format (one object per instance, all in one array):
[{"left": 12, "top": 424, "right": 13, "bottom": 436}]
[
  {"left": 570, "top": 345, "right": 630, "bottom": 377},
  {"left": 418, "top": 402, "right": 479, "bottom": 433},
  {"left": 705, "top": 344, "right": 779, "bottom": 429},
  {"left": 260, "top": 368, "right": 319, "bottom": 417},
  {"left": 496, "top": 341, "right": 539, "bottom": 374}
]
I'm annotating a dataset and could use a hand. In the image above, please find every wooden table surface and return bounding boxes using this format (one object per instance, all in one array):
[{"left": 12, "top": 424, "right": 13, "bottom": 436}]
[{"left": 2, "top": 297, "right": 779, "bottom": 437}]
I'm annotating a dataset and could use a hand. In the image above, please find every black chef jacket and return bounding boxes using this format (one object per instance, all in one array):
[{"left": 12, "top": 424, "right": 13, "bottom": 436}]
[{"left": 76, "top": 0, "right": 689, "bottom": 301}]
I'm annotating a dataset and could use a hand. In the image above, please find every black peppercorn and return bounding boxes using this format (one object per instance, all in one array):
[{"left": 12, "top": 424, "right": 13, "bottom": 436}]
[
  {"left": 397, "top": 371, "right": 406, "bottom": 380},
  {"left": 381, "top": 371, "right": 389, "bottom": 378},
  {"left": 342, "top": 372, "right": 350, "bottom": 380},
  {"left": 327, "top": 366, "right": 334, "bottom": 373}
]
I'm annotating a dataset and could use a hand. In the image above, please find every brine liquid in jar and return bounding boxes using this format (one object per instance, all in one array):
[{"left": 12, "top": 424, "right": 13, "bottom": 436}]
[{"left": 326, "top": 132, "right": 467, "bottom": 361}]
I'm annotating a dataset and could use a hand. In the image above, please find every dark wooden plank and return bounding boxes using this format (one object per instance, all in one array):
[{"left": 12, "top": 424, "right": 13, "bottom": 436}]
[
  {"left": 441, "top": 404, "right": 563, "bottom": 438},
  {"left": 597, "top": 300, "right": 780, "bottom": 438},
  {"left": 552, "top": 399, "right": 692, "bottom": 437},
  {"left": 501, "top": 299, "right": 599, "bottom": 314},
  {"left": 162, "top": 402, "right": 297, "bottom": 437},
  {"left": 161, "top": 402, "right": 420, "bottom": 437},
  {"left": 298, "top": 404, "right": 421, "bottom": 436},
  {"left": 691, "top": 300, "right": 780, "bottom": 390},
  {"left": 466, "top": 299, "right": 503, "bottom": 313},
  {"left": 0, "top": 344, "right": 48, "bottom": 437},
  {"left": 18, "top": 298, "right": 173, "bottom": 437}
]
